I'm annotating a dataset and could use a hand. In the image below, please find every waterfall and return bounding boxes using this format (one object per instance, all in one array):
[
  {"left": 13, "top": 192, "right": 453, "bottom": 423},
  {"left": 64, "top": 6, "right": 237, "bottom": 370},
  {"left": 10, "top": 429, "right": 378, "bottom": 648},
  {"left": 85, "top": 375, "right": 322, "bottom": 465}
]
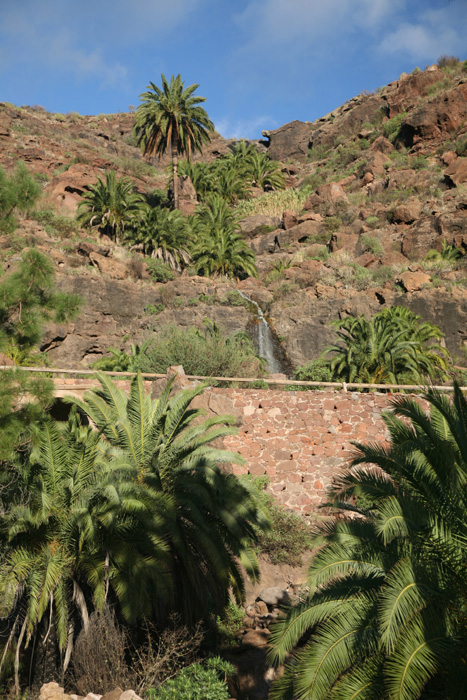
[{"left": 237, "top": 291, "right": 284, "bottom": 374}]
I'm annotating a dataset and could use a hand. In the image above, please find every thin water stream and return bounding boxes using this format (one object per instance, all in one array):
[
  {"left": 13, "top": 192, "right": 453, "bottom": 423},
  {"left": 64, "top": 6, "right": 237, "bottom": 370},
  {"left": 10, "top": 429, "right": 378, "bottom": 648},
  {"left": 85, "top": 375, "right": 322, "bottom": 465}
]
[{"left": 237, "top": 291, "right": 284, "bottom": 374}]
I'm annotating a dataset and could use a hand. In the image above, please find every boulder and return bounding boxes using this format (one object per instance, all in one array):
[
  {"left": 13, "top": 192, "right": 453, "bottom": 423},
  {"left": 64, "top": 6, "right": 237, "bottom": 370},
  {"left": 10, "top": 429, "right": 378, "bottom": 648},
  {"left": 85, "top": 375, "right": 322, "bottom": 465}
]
[
  {"left": 44, "top": 164, "right": 99, "bottom": 215},
  {"left": 177, "top": 175, "right": 198, "bottom": 216},
  {"left": 257, "top": 587, "right": 292, "bottom": 607},
  {"left": 282, "top": 210, "right": 298, "bottom": 230},
  {"left": 239, "top": 215, "right": 282, "bottom": 239},
  {"left": 254, "top": 600, "right": 269, "bottom": 617},
  {"left": 396, "top": 83, "right": 467, "bottom": 147},
  {"left": 445, "top": 158, "right": 467, "bottom": 187},
  {"left": 355, "top": 252, "right": 379, "bottom": 268},
  {"left": 401, "top": 218, "right": 438, "bottom": 259},
  {"left": 89, "top": 252, "right": 128, "bottom": 280},
  {"left": 262, "top": 120, "right": 311, "bottom": 161},
  {"left": 363, "top": 151, "right": 392, "bottom": 178},
  {"left": 241, "top": 629, "right": 271, "bottom": 647},
  {"left": 392, "top": 199, "right": 423, "bottom": 224},
  {"left": 101, "top": 690, "right": 124, "bottom": 700},
  {"left": 371, "top": 135, "right": 394, "bottom": 155},
  {"left": 397, "top": 270, "right": 431, "bottom": 292},
  {"left": 119, "top": 692, "right": 143, "bottom": 700},
  {"left": 329, "top": 231, "right": 359, "bottom": 256},
  {"left": 304, "top": 182, "right": 348, "bottom": 210}
]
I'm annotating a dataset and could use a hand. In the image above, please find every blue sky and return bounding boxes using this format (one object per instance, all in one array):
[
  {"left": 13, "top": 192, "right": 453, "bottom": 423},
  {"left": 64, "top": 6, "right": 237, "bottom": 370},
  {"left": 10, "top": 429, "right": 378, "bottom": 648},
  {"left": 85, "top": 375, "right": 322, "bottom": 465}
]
[{"left": 0, "top": 1, "right": 465, "bottom": 139}]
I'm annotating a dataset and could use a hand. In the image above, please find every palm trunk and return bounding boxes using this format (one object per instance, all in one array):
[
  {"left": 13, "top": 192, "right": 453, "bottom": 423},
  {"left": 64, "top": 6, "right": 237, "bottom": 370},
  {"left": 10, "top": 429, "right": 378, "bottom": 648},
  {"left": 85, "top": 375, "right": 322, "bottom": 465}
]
[{"left": 172, "top": 141, "right": 179, "bottom": 210}]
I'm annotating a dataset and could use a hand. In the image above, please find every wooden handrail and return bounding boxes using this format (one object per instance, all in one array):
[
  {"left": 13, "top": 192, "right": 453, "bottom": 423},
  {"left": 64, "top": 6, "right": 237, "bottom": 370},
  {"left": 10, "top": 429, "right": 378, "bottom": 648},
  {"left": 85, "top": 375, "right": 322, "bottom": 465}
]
[{"left": 1, "top": 366, "right": 466, "bottom": 393}]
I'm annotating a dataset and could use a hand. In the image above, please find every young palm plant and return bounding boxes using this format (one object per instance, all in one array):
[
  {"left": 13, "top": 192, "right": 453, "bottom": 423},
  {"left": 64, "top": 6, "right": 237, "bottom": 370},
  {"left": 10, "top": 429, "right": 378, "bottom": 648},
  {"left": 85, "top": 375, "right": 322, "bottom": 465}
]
[
  {"left": 269, "top": 384, "right": 467, "bottom": 700},
  {"left": 324, "top": 306, "right": 449, "bottom": 384},
  {"left": 69, "top": 373, "right": 268, "bottom": 624},
  {"left": 127, "top": 206, "right": 193, "bottom": 270},
  {"left": 0, "top": 410, "right": 165, "bottom": 691},
  {"left": 77, "top": 170, "right": 146, "bottom": 242},
  {"left": 191, "top": 195, "right": 257, "bottom": 278},
  {"left": 134, "top": 74, "right": 214, "bottom": 209}
]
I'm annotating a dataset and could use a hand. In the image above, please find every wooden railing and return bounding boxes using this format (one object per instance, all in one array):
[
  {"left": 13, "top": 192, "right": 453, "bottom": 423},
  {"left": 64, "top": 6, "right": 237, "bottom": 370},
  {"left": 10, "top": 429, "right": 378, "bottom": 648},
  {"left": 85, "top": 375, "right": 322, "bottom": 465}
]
[{"left": 1, "top": 366, "right": 465, "bottom": 394}]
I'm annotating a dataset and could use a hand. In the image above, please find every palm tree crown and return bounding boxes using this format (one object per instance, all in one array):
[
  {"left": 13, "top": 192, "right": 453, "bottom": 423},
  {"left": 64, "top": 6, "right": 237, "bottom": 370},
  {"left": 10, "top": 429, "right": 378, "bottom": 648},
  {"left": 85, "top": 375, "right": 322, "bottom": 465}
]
[
  {"left": 134, "top": 74, "right": 214, "bottom": 209},
  {"left": 77, "top": 170, "right": 146, "bottom": 242},
  {"left": 269, "top": 383, "right": 467, "bottom": 700},
  {"left": 325, "top": 306, "right": 449, "bottom": 384},
  {"left": 191, "top": 194, "right": 257, "bottom": 279}
]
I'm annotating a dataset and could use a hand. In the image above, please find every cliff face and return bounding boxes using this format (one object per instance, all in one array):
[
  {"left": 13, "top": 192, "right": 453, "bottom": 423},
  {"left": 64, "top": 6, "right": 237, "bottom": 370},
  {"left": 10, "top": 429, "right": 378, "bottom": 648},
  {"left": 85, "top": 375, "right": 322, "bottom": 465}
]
[{"left": 1, "top": 60, "right": 467, "bottom": 371}]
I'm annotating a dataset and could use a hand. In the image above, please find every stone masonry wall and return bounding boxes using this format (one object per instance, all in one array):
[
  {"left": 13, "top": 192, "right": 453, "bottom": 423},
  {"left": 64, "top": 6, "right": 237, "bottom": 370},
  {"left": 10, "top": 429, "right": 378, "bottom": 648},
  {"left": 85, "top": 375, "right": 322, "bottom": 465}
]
[
  {"left": 53, "top": 377, "right": 415, "bottom": 515},
  {"left": 211, "top": 388, "right": 394, "bottom": 514}
]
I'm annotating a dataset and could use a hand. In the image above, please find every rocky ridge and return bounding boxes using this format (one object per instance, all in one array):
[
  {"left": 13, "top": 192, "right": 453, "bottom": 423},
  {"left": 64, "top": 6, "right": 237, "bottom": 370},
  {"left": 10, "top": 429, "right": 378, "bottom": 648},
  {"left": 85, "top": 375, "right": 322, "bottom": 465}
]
[{"left": 1, "top": 60, "right": 467, "bottom": 372}]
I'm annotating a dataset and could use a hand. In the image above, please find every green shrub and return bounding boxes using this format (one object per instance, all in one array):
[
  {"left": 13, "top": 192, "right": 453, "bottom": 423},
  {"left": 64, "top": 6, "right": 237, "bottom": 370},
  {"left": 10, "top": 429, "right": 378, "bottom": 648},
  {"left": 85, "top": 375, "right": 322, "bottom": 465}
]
[
  {"left": 0, "top": 161, "right": 42, "bottom": 233},
  {"left": 146, "top": 657, "right": 235, "bottom": 700},
  {"left": 146, "top": 259, "right": 176, "bottom": 283},
  {"left": 383, "top": 112, "right": 407, "bottom": 142},
  {"left": 215, "top": 602, "right": 245, "bottom": 648},
  {"left": 437, "top": 55, "right": 460, "bottom": 69},
  {"left": 135, "top": 322, "right": 262, "bottom": 378},
  {"left": 463, "top": 59, "right": 467, "bottom": 72},
  {"left": 322, "top": 216, "right": 342, "bottom": 233},
  {"left": 360, "top": 234, "right": 384, "bottom": 257},
  {"left": 425, "top": 78, "right": 451, "bottom": 96},
  {"left": 294, "top": 359, "right": 333, "bottom": 383},
  {"left": 31, "top": 208, "right": 76, "bottom": 237},
  {"left": 33, "top": 171, "right": 50, "bottom": 184},
  {"left": 252, "top": 477, "right": 314, "bottom": 566}
]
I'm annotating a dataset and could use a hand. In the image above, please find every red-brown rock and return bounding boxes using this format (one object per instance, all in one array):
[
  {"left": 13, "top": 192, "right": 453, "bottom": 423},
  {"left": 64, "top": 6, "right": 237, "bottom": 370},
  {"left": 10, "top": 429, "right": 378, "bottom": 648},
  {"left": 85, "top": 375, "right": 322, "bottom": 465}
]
[{"left": 445, "top": 158, "right": 467, "bottom": 187}]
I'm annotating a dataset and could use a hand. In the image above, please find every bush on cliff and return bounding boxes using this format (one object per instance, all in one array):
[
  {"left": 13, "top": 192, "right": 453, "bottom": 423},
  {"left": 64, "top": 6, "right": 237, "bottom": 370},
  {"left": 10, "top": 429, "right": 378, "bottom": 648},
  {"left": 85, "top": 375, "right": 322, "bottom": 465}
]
[{"left": 136, "top": 321, "right": 263, "bottom": 378}]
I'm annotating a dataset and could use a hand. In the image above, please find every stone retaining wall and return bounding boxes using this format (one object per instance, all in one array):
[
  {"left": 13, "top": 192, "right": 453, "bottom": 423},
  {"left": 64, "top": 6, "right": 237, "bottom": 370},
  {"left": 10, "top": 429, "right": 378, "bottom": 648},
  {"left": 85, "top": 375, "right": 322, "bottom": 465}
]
[
  {"left": 212, "top": 388, "right": 395, "bottom": 514},
  {"left": 52, "top": 378, "right": 417, "bottom": 515}
]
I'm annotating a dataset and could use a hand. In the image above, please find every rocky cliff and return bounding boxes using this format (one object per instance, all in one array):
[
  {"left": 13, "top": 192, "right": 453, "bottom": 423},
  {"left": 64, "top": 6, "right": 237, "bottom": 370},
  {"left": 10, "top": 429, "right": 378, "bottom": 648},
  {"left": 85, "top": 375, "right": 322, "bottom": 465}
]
[{"left": 1, "top": 59, "right": 467, "bottom": 372}]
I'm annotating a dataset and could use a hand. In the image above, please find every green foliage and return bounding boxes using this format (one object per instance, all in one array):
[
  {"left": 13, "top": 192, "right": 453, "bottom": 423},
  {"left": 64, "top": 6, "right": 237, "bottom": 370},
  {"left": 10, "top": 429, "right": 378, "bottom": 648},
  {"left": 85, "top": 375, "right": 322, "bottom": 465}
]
[
  {"left": 425, "top": 78, "right": 451, "bottom": 96},
  {"left": 31, "top": 208, "right": 77, "bottom": 237},
  {"left": 146, "top": 657, "right": 235, "bottom": 700},
  {"left": 91, "top": 344, "right": 142, "bottom": 371},
  {"left": 179, "top": 142, "right": 284, "bottom": 205},
  {"left": 424, "top": 240, "right": 461, "bottom": 263},
  {"left": 77, "top": 170, "right": 146, "bottom": 242},
  {"left": 294, "top": 359, "right": 333, "bottom": 383},
  {"left": 0, "top": 249, "right": 81, "bottom": 456},
  {"left": 235, "top": 186, "right": 311, "bottom": 218},
  {"left": 109, "top": 155, "right": 159, "bottom": 179},
  {"left": 215, "top": 601, "right": 245, "bottom": 648},
  {"left": 0, "top": 162, "right": 42, "bottom": 233},
  {"left": 71, "top": 374, "right": 268, "bottom": 623},
  {"left": 360, "top": 234, "right": 384, "bottom": 257},
  {"left": 146, "top": 258, "right": 176, "bottom": 282},
  {"left": 322, "top": 216, "right": 342, "bottom": 233},
  {"left": 134, "top": 74, "right": 214, "bottom": 209},
  {"left": 135, "top": 321, "right": 263, "bottom": 378},
  {"left": 455, "top": 134, "right": 467, "bottom": 157},
  {"left": 383, "top": 112, "right": 407, "bottom": 142},
  {"left": 191, "top": 195, "right": 257, "bottom": 278},
  {"left": 252, "top": 477, "right": 313, "bottom": 566},
  {"left": 269, "top": 384, "right": 467, "bottom": 699},
  {"left": 324, "top": 306, "right": 450, "bottom": 384},
  {"left": 127, "top": 207, "right": 192, "bottom": 270}
]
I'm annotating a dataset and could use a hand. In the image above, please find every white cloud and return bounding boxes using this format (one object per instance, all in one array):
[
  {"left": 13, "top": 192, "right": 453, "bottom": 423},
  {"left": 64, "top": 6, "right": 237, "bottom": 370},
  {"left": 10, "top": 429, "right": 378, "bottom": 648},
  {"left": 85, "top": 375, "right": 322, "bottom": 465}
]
[
  {"left": 215, "top": 115, "right": 277, "bottom": 139},
  {"left": 380, "top": 6, "right": 467, "bottom": 62}
]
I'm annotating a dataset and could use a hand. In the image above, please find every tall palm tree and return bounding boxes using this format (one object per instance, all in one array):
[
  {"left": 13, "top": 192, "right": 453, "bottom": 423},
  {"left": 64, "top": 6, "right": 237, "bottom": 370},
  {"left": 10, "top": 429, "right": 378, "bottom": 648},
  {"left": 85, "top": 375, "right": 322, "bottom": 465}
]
[
  {"left": 134, "top": 74, "right": 214, "bottom": 210},
  {"left": 70, "top": 373, "right": 268, "bottom": 623},
  {"left": 269, "top": 383, "right": 467, "bottom": 700},
  {"left": 324, "top": 306, "right": 449, "bottom": 384},
  {"left": 77, "top": 170, "right": 146, "bottom": 243},
  {"left": 191, "top": 195, "right": 257, "bottom": 279}
]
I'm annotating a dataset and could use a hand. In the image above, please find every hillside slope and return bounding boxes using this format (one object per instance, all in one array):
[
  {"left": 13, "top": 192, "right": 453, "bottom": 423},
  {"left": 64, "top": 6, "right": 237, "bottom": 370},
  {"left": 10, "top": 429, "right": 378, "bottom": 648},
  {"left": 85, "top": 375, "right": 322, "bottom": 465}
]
[{"left": 1, "top": 60, "right": 466, "bottom": 372}]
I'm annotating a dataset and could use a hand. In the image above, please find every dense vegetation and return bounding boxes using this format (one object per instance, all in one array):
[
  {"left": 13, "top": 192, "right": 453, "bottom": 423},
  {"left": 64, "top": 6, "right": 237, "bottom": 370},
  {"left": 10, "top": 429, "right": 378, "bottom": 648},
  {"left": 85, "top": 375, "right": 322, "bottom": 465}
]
[
  {"left": 0, "top": 373, "right": 269, "bottom": 693},
  {"left": 269, "top": 383, "right": 467, "bottom": 699}
]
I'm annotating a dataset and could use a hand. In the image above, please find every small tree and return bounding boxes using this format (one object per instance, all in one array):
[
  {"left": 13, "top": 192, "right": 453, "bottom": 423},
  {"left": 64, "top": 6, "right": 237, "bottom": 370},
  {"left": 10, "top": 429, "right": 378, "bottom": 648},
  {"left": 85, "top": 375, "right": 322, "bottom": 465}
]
[{"left": 0, "top": 162, "right": 42, "bottom": 233}]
